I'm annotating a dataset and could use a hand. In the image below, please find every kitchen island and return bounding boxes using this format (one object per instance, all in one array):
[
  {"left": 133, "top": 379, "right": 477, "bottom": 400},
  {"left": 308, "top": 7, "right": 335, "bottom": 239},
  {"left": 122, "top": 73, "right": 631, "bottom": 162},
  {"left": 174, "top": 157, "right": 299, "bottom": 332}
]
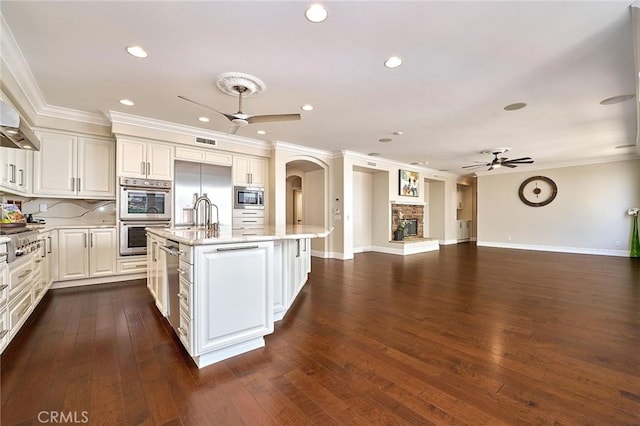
[{"left": 145, "top": 225, "right": 332, "bottom": 368}]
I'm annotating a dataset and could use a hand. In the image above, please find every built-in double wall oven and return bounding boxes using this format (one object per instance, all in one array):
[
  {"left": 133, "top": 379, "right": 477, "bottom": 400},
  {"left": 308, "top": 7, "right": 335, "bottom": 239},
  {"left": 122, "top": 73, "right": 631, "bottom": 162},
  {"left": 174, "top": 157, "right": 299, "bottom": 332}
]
[{"left": 119, "top": 177, "right": 172, "bottom": 255}]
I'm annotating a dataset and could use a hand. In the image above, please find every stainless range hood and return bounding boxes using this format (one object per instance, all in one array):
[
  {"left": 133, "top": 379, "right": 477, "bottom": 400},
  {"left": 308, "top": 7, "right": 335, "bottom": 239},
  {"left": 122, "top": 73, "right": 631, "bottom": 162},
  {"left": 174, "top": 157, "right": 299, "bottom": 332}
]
[{"left": 0, "top": 100, "right": 40, "bottom": 151}]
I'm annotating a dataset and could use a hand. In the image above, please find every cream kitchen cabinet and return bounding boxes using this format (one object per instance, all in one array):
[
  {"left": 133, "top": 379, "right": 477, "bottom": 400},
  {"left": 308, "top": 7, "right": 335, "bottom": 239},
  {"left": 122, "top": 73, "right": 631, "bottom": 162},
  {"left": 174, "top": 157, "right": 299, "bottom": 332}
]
[
  {"left": 37, "top": 230, "right": 57, "bottom": 291},
  {"left": 175, "top": 146, "right": 232, "bottom": 166},
  {"left": 233, "top": 155, "right": 267, "bottom": 186},
  {"left": 33, "top": 130, "right": 115, "bottom": 199},
  {"left": 117, "top": 138, "right": 173, "bottom": 180},
  {"left": 58, "top": 228, "right": 117, "bottom": 281},
  {"left": 146, "top": 232, "right": 168, "bottom": 316},
  {"left": 457, "top": 220, "right": 471, "bottom": 241},
  {"left": 0, "top": 146, "right": 31, "bottom": 195},
  {"left": 0, "top": 262, "right": 8, "bottom": 353}
]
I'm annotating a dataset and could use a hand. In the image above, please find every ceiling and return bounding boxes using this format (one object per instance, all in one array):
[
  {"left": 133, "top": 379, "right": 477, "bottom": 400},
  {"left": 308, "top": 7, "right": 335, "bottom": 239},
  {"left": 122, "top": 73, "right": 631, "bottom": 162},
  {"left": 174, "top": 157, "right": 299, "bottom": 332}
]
[{"left": 1, "top": 1, "right": 639, "bottom": 174}]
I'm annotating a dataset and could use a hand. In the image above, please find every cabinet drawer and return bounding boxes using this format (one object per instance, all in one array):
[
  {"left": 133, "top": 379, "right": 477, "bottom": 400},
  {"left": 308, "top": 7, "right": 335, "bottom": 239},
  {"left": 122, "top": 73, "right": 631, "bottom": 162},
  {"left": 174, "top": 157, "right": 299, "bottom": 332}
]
[
  {"left": 0, "top": 279, "right": 7, "bottom": 306},
  {"left": 178, "top": 260, "right": 192, "bottom": 283},
  {"left": 233, "top": 217, "right": 265, "bottom": 226},
  {"left": 178, "top": 311, "right": 192, "bottom": 354},
  {"left": 117, "top": 257, "right": 148, "bottom": 274},
  {"left": 178, "top": 277, "right": 191, "bottom": 318},
  {"left": 9, "top": 289, "right": 32, "bottom": 336},
  {"left": 0, "top": 307, "right": 8, "bottom": 352},
  {"left": 233, "top": 209, "right": 265, "bottom": 218},
  {"left": 9, "top": 256, "right": 36, "bottom": 298}
]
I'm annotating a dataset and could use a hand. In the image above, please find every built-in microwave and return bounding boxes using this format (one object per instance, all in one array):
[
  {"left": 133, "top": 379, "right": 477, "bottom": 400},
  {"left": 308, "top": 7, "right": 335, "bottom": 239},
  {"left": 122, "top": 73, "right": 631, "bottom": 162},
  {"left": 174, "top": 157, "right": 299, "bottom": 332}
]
[
  {"left": 119, "top": 177, "right": 172, "bottom": 221},
  {"left": 234, "top": 186, "right": 265, "bottom": 209}
]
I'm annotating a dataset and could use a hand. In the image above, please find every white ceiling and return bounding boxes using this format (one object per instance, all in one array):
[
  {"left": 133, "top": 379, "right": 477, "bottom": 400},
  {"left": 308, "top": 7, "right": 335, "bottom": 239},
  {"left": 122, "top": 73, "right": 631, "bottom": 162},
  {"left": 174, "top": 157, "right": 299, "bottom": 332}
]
[{"left": 1, "top": 1, "right": 639, "bottom": 174}]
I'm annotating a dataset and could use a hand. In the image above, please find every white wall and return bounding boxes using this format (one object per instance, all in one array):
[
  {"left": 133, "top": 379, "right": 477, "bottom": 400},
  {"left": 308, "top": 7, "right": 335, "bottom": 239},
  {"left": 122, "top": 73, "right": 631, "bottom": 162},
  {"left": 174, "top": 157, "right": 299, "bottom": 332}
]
[
  {"left": 352, "top": 170, "right": 373, "bottom": 251},
  {"left": 478, "top": 159, "right": 640, "bottom": 255},
  {"left": 304, "top": 169, "right": 326, "bottom": 252}
]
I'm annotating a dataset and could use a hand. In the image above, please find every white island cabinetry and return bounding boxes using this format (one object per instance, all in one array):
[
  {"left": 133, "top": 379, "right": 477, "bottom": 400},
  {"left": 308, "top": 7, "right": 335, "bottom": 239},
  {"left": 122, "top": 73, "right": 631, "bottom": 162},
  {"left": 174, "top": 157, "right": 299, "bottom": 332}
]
[
  {"left": 189, "top": 241, "right": 273, "bottom": 366},
  {"left": 146, "top": 225, "right": 331, "bottom": 368}
]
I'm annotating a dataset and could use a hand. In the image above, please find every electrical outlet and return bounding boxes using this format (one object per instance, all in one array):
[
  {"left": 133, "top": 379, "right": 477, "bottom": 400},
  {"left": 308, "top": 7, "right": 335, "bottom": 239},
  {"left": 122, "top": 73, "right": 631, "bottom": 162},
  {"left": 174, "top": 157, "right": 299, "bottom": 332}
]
[
  {"left": 507, "top": 236, "right": 512, "bottom": 241},
  {"left": 39, "top": 203, "right": 47, "bottom": 212},
  {"left": 615, "top": 241, "right": 621, "bottom": 247}
]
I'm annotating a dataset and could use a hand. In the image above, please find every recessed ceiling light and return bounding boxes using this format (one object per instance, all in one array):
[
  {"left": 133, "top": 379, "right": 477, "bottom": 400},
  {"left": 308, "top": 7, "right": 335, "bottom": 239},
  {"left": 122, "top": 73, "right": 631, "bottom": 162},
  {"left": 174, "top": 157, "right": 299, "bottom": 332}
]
[
  {"left": 378, "top": 138, "right": 392, "bottom": 143},
  {"left": 384, "top": 56, "right": 402, "bottom": 69},
  {"left": 600, "top": 94, "right": 635, "bottom": 105},
  {"left": 368, "top": 153, "right": 380, "bottom": 156},
  {"left": 126, "top": 46, "right": 148, "bottom": 58},
  {"left": 504, "top": 102, "right": 527, "bottom": 111},
  {"left": 615, "top": 144, "right": 635, "bottom": 149},
  {"left": 305, "top": 4, "right": 328, "bottom": 23},
  {"left": 119, "top": 99, "right": 134, "bottom": 106},
  {"left": 301, "top": 104, "right": 314, "bottom": 111},
  {"left": 393, "top": 131, "right": 403, "bottom": 135},
  {"left": 198, "top": 117, "right": 210, "bottom": 123},
  {"left": 257, "top": 130, "right": 267, "bottom": 135}
]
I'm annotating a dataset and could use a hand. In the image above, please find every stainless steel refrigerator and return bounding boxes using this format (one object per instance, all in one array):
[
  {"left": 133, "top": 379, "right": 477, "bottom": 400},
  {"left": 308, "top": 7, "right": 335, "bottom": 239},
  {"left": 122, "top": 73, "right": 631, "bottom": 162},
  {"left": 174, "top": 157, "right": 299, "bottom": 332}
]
[{"left": 174, "top": 160, "right": 232, "bottom": 228}]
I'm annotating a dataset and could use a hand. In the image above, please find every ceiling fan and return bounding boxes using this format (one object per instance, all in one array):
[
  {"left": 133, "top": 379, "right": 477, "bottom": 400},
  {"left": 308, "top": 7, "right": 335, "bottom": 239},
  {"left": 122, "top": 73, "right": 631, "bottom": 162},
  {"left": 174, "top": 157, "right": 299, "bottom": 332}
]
[
  {"left": 462, "top": 148, "right": 534, "bottom": 171},
  {"left": 178, "top": 72, "right": 301, "bottom": 134}
]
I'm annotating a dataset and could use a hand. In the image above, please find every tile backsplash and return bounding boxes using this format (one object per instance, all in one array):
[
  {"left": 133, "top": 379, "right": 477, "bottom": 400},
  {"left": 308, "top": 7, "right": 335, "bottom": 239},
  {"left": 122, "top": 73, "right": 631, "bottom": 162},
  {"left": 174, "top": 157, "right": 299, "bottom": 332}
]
[{"left": 1, "top": 195, "right": 115, "bottom": 226}]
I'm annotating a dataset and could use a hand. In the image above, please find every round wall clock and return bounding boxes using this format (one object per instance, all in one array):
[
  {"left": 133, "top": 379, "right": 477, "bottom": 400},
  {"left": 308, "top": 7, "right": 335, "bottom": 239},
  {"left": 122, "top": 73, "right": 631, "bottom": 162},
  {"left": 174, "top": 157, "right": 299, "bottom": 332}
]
[{"left": 518, "top": 176, "right": 557, "bottom": 207}]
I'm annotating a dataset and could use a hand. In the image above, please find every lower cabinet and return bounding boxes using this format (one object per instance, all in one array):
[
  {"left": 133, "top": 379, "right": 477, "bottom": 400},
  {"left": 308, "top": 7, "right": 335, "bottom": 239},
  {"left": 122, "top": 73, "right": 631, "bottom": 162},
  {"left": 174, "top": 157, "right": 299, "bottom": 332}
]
[
  {"left": 0, "top": 262, "right": 9, "bottom": 352},
  {"left": 58, "top": 228, "right": 117, "bottom": 281},
  {"left": 193, "top": 241, "right": 274, "bottom": 360},
  {"left": 146, "top": 233, "right": 167, "bottom": 316},
  {"left": 274, "top": 238, "right": 311, "bottom": 320}
]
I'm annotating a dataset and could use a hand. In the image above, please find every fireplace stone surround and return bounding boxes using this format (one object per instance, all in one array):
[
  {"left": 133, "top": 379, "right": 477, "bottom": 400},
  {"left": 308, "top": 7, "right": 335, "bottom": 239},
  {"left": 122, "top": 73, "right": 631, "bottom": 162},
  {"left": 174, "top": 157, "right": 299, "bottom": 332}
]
[{"left": 391, "top": 203, "right": 424, "bottom": 239}]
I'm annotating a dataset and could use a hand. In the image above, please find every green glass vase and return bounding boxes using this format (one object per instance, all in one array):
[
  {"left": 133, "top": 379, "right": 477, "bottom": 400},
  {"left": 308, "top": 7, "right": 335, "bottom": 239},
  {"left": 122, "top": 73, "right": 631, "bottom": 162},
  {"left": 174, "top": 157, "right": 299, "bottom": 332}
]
[{"left": 631, "top": 215, "right": 640, "bottom": 258}]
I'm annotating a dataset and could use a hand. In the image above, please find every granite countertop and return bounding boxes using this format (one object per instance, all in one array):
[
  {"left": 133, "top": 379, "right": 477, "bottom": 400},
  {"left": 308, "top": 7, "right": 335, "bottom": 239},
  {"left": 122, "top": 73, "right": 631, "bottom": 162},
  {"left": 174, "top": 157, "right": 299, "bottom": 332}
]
[
  {"left": 147, "top": 225, "right": 333, "bottom": 246},
  {"left": 29, "top": 224, "right": 117, "bottom": 233}
]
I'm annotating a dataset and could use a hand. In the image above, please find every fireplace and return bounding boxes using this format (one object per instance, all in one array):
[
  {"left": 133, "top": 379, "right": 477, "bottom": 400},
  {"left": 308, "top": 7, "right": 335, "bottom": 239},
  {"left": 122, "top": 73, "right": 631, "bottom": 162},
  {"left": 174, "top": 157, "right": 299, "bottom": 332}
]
[
  {"left": 404, "top": 219, "right": 418, "bottom": 236},
  {"left": 391, "top": 203, "right": 424, "bottom": 239}
]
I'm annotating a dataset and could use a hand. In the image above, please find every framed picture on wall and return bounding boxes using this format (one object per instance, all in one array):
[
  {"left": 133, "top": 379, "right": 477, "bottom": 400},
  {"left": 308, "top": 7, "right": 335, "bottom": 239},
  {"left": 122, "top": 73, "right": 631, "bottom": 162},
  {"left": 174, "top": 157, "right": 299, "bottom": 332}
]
[{"left": 399, "top": 169, "right": 419, "bottom": 197}]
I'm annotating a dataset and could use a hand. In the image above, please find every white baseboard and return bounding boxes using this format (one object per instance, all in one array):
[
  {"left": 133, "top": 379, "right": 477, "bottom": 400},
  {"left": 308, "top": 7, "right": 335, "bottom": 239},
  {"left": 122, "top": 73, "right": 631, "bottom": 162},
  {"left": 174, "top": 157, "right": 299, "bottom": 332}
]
[
  {"left": 52, "top": 272, "right": 146, "bottom": 289},
  {"left": 476, "top": 241, "right": 629, "bottom": 257},
  {"left": 440, "top": 239, "right": 459, "bottom": 245}
]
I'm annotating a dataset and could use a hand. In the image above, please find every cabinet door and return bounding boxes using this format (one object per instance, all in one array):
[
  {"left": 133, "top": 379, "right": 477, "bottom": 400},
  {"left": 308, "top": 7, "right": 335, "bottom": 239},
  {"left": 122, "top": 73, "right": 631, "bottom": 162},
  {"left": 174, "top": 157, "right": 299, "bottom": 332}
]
[
  {"left": 146, "top": 143, "right": 173, "bottom": 180},
  {"left": 77, "top": 137, "right": 115, "bottom": 198},
  {"left": 233, "top": 156, "right": 251, "bottom": 185},
  {"left": 195, "top": 242, "right": 273, "bottom": 355},
  {"left": 0, "top": 147, "right": 30, "bottom": 194},
  {"left": 249, "top": 157, "right": 267, "bottom": 186},
  {"left": 58, "top": 229, "right": 89, "bottom": 280},
  {"left": 117, "top": 139, "right": 147, "bottom": 178},
  {"left": 33, "top": 132, "right": 77, "bottom": 196},
  {"left": 90, "top": 228, "right": 116, "bottom": 277}
]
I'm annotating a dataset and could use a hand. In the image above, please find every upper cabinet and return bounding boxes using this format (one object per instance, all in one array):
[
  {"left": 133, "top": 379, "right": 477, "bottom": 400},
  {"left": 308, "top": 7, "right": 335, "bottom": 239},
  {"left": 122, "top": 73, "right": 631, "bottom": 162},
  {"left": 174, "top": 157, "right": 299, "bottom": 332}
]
[
  {"left": 175, "top": 146, "right": 232, "bottom": 167},
  {"left": 233, "top": 155, "right": 267, "bottom": 186},
  {"left": 117, "top": 138, "right": 173, "bottom": 180},
  {"left": 33, "top": 130, "right": 115, "bottom": 199},
  {"left": 0, "top": 147, "right": 31, "bottom": 195}
]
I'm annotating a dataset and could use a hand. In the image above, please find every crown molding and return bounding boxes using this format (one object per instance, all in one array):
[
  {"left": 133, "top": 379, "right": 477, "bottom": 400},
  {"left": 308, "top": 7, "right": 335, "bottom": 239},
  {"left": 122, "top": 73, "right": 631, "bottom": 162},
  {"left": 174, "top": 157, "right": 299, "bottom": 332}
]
[
  {"left": 107, "top": 110, "right": 271, "bottom": 150},
  {"left": 1, "top": 15, "right": 110, "bottom": 127},
  {"left": 271, "top": 140, "right": 334, "bottom": 158},
  {"left": 341, "top": 150, "right": 459, "bottom": 179}
]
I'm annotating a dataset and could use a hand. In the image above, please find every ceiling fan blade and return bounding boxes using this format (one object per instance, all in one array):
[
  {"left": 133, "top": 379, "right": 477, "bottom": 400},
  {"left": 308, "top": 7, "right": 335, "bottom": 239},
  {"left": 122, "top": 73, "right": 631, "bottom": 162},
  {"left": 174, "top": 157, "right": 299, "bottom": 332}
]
[
  {"left": 462, "top": 164, "right": 488, "bottom": 169},
  {"left": 178, "top": 95, "right": 235, "bottom": 121},
  {"left": 504, "top": 157, "right": 533, "bottom": 163},
  {"left": 504, "top": 159, "right": 534, "bottom": 165},
  {"left": 227, "top": 125, "right": 240, "bottom": 135},
  {"left": 247, "top": 113, "right": 301, "bottom": 124},
  {"left": 502, "top": 164, "right": 517, "bottom": 168}
]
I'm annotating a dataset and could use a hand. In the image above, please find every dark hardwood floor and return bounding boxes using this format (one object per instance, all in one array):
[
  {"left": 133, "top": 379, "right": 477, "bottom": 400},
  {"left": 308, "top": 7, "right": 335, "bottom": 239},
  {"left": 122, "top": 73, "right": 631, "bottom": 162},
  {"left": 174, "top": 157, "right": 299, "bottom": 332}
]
[{"left": 2, "top": 243, "right": 640, "bottom": 425}]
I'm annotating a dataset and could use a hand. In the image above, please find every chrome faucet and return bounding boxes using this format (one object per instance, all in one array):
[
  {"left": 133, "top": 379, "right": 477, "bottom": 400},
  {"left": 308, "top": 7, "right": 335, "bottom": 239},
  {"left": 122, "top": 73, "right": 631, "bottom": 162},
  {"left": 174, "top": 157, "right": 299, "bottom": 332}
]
[{"left": 193, "top": 195, "right": 219, "bottom": 236}]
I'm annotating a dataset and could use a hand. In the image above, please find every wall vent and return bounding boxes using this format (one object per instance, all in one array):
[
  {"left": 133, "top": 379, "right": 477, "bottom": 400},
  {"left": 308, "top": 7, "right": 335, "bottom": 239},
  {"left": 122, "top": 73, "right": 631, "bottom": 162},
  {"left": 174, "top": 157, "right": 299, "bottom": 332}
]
[
  {"left": 367, "top": 161, "right": 377, "bottom": 167},
  {"left": 195, "top": 136, "right": 217, "bottom": 147}
]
